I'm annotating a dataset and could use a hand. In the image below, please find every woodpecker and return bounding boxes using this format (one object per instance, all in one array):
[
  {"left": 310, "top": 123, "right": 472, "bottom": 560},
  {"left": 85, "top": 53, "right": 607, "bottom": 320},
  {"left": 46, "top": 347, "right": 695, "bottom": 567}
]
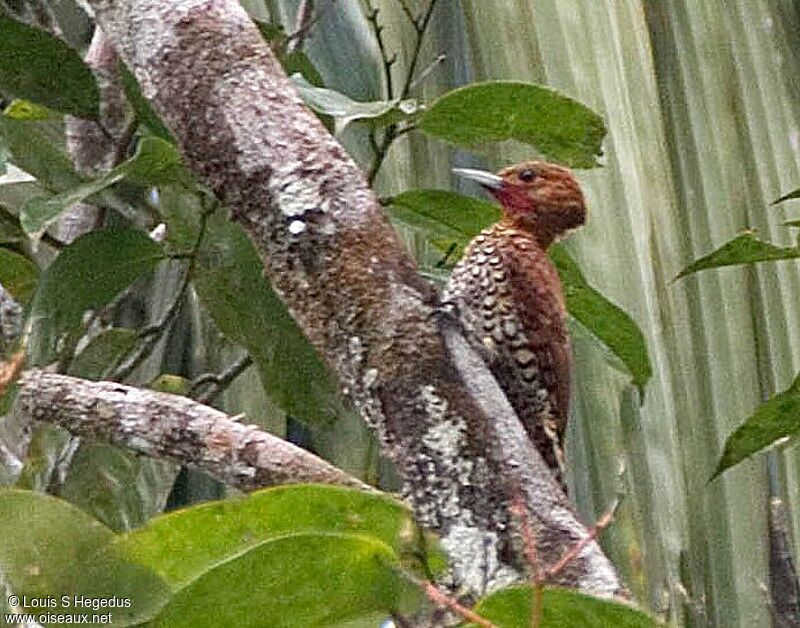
[{"left": 444, "top": 162, "right": 587, "bottom": 491}]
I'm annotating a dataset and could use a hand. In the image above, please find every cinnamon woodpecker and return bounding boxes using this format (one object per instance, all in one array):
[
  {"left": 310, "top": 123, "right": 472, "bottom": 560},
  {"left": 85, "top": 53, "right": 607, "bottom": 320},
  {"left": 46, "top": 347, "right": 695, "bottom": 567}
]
[{"left": 443, "top": 162, "right": 587, "bottom": 491}]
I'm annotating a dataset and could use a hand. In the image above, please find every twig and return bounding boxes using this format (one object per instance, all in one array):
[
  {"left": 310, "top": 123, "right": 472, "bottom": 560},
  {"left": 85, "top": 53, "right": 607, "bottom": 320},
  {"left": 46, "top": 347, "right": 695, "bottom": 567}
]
[
  {"left": 285, "top": 0, "right": 315, "bottom": 54},
  {"left": 510, "top": 494, "right": 542, "bottom": 580},
  {"left": 396, "top": 0, "right": 418, "bottom": 27},
  {"left": 191, "top": 353, "right": 254, "bottom": 404},
  {"left": 367, "top": 127, "right": 397, "bottom": 185},
  {"left": 396, "top": 567, "right": 498, "bottom": 628},
  {"left": 510, "top": 494, "right": 544, "bottom": 628},
  {"left": 399, "top": 0, "right": 439, "bottom": 98},
  {"left": 108, "top": 268, "right": 189, "bottom": 381},
  {"left": 544, "top": 497, "right": 620, "bottom": 580},
  {"left": 510, "top": 494, "right": 620, "bottom": 627},
  {"left": 421, "top": 581, "right": 498, "bottom": 628},
  {"left": 110, "top": 199, "right": 216, "bottom": 382},
  {"left": 408, "top": 53, "right": 446, "bottom": 92},
  {"left": 365, "top": 0, "right": 396, "bottom": 99},
  {"left": 366, "top": 0, "right": 439, "bottom": 184}
]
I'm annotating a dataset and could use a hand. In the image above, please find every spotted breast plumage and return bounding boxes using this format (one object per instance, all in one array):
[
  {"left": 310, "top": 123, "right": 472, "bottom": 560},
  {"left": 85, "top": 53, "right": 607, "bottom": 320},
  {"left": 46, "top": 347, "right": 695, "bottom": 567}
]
[{"left": 443, "top": 161, "right": 587, "bottom": 491}]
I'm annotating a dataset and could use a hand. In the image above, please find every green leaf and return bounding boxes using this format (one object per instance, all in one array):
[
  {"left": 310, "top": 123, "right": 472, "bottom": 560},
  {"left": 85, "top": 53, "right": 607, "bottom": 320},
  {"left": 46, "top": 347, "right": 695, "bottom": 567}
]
[
  {"left": 20, "top": 137, "right": 193, "bottom": 241},
  {"left": 0, "top": 210, "right": 24, "bottom": 245},
  {"left": 192, "top": 213, "right": 344, "bottom": 423},
  {"left": 67, "top": 328, "right": 138, "bottom": 380},
  {"left": 417, "top": 81, "right": 606, "bottom": 168},
  {"left": 387, "top": 190, "right": 652, "bottom": 393},
  {"left": 148, "top": 373, "right": 191, "bottom": 396},
  {"left": 550, "top": 245, "right": 652, "bottom": 395},
  {"left": 0, "top": 181, "right": 49, "bottom": 216},
  {"left": 676, "top": 232, "right": 800, "bottom": 279},
  {"left": 0, "top": 383, "right": 18, "bottom": 415},
  {"left": 283, "top": 51, "right": 325, "bottom": 88},
  {"left": 772, "top": 188, "right": 800, "bottom": 205},
  {"left": 0, "top": 488, "right": 112, "bottom": 598},
  {"left": 291, "top": 74, "right": 419, "bottom": 130},
  {"left": 119, "top": 63, "right": 175, "bottom": 143},
  {"left": 0, "top": 116, "right": 83, "bottom": 192},
  {"left": 0, "top": 247, "right": 38, "bottom": 302},
  {"left": 712, "top": 374, "right": 800, "bottom": 480},
  {"left": 254, "top": 19, "right": 288, "bottom": 47},
  {"left": 59, "top": 443, "right": 178, "bottom": 532},
  {"left": 783, "top": 220, "right": 800, "bottom": 228},
  {"left": 27, "top": 228, "right": 166, "bottom": 364},
  {"left": 149, "top": 532, "right": 415, "bottom": 628},
  {"left": 0, "top": 14, "right": 99, "bottom": 118},
  {"left": 0, "top": 489, "right": 169, "bottom": 624},
  {"left": 122, "top": 137, "right": 194, "bottom": 188},
  {"left": 20, "top": 172, "right": 127, "bottom": 241},
  {"left": 387, "top": 189, "right": 500, "bottom": 242},
  {"left": 469, "top": 585, "right": 658, "bottom": 628},
  {"left": 3, "top": 98, "right": 59, "bottom": 121},
  {"left": 117, "top": 484, "right": 434, "bottom": 587}
]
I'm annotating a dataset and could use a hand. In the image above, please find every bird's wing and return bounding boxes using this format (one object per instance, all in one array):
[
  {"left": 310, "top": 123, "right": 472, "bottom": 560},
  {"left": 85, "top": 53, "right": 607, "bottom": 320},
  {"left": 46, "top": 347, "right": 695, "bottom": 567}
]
[{"left": 501, "top": 242, "right": 572, "bottom": 438}]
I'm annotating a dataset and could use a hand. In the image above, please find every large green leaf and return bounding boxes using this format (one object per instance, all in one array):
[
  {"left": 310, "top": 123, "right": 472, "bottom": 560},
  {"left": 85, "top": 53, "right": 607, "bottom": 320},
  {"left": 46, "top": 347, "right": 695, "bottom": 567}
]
[
  {"left": 149, "top": 532, "right": 415, "bottom": 627},
  {"left": 387, "top": 190, "right": 651, "bottom": 393},
  {"left": 27, "top": 228, "right": 166, "bottom": 364},
  {"left": 549, "top": 246, "right": 652, "bottom": 395},
  {"left": 712, "top": 374, "right": 800, "bottom": 480},
  {"left": 417, "top": 81, "right": 606, "bottom": 168},
  {"left": 0, "top": 246, "right": 38, "bottom": 303},
  {"left": 191, "top": 213, "right": 345, "bottom": 423},
  {"left": 676, "top": 232, "right": 800, "bottom": 279},
  {"left": 0, "top": 489, "right": 112, "bottom": 597},
  {"left": 0, "top": 489, "right": 168, "bottom": 623},
  {"left": 0, "top": 14, "right": 99, "bottom": 119},
  {"left": 468, "top": 585, "right": 657, "bottom": 628},
  {"left": 116, "top": 484, "right": 435, "bottom": 587}
]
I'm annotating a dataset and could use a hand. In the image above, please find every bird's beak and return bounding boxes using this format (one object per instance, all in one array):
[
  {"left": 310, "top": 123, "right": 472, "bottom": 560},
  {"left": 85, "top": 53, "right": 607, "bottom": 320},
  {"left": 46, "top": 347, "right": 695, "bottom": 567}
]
[{"left": 452, "top": 168, "right": 503, "bottom": 191}]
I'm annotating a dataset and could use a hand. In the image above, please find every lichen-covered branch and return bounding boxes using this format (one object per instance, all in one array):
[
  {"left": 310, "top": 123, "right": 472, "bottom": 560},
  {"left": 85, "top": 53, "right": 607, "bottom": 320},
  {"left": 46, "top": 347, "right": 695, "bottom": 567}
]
[
  {"left": 61, "top": 28, "right": 133, "bottom": 243},
  {"left": 81, "top": 0, "right": 623, "bottom": 597},
  {"left": 16, "top": 369, "right": 368, "bottom": 492}
]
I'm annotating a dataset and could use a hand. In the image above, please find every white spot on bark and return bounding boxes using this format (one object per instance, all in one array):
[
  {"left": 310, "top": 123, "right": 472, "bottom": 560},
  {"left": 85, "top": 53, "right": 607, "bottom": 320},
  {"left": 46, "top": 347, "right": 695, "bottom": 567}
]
[
  {"left": 363, "top": 368, "right": 378, "bottom": 388},
  {"left": 149, "top": 223, "right": 167, "bottom": 242},
  {"left": 288, "top": 219, "right": 306, "bottom": 234},
  {"left": 348, "top": 336, "right": 364, "bottom": 365}
]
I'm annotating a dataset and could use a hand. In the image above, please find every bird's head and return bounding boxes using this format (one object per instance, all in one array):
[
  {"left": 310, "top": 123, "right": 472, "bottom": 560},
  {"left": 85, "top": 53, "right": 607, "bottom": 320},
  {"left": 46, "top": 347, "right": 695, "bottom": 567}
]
[{"left": 454, "top": 161, "right": 586, "bottom": 248}]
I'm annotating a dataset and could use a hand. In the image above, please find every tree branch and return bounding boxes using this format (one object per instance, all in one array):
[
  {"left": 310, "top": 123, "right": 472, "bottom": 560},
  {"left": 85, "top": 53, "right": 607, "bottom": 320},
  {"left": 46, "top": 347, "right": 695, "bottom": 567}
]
[
  {"left": 79, "top": 0, "right": 624, "bottom": 598},
  {"left": 16, "top": 369, "right": 369, "bottom": 492}
]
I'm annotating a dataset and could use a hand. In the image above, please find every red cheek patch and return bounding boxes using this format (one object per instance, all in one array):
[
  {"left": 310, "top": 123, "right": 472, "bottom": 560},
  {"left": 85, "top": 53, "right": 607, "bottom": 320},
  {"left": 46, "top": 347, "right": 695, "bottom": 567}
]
[{"left": 491, "top": 186, "right": 534, "bottom": 215}]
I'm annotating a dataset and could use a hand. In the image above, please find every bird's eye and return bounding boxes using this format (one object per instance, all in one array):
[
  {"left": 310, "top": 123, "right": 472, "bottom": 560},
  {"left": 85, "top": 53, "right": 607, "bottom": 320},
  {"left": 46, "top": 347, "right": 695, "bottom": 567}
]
[{"left": 518, "top": 169, "right": 536, "bottom": 182}]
